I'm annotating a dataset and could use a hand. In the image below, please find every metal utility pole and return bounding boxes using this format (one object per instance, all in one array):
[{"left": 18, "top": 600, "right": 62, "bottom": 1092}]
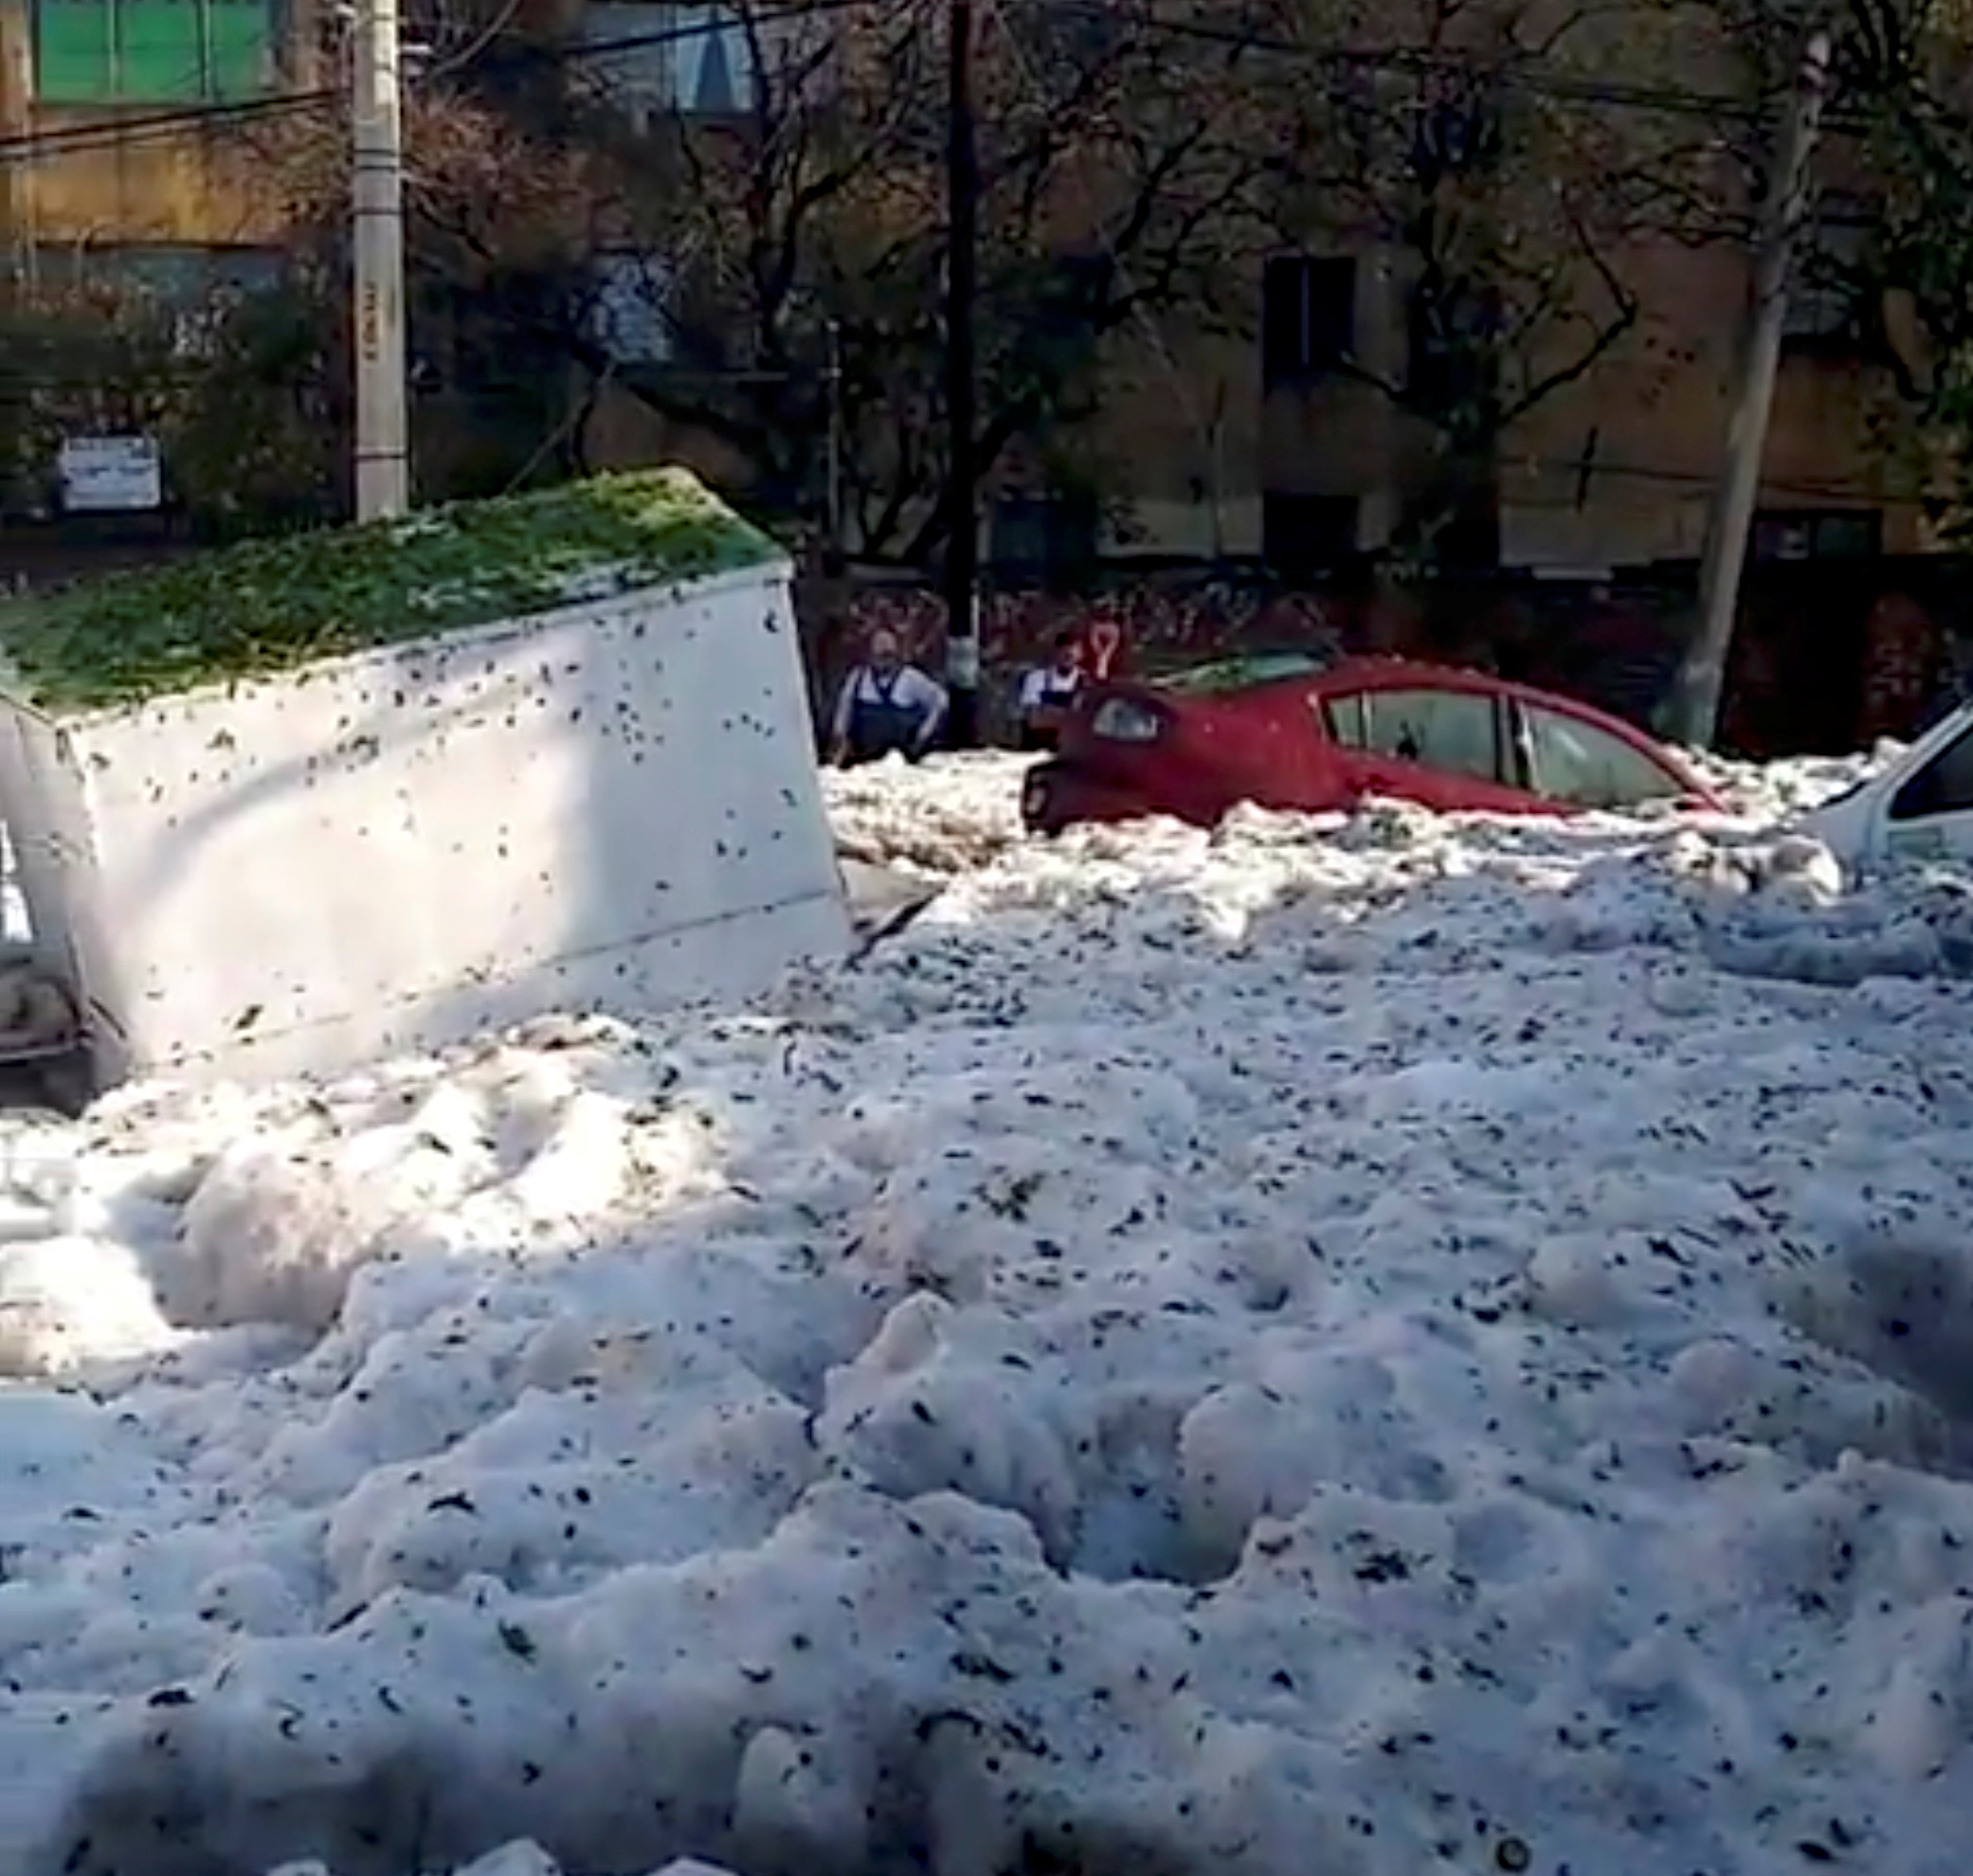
[
  {"left": 1670, "top": 27, "right": 1831, "bottom": 749},
  {"left": 943, "top": 0, "right": 980, "bottom": 747},
  {"left": 352, "top": 0, "right": 409, "bottom": 520}
]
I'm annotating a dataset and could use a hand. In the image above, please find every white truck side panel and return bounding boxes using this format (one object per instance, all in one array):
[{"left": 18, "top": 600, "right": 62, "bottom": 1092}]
[
  {"left": 10, "top": 559, "right": 846, "bottom": 1087},
  {"left": 0, "top": 703, "right": 118, "bottom": 1044}
]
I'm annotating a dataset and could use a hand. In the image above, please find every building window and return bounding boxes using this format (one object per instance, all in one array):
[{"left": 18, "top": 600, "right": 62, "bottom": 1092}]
[
  {"left": 52, "top": 242, "right": 283, "bottom": 353},
  {"left": 1407, "top": 281, "right": 1498, "bottom": 408},
  {"left": 990, "top": 490, "right": 1099, "bottom": 580},
  {"left": 63, "top": 241, "right": 281, "bottom": 297},
  {"left": 1783, "top": 207, "right": 1869, "bottom": 346},
  {"left": 33, "top": 0, "right": 275, "bottom": 103},
  {"left": 1752, "top": 508, "right": 1881, "bottom": 563},
  {"left": 581, "top": 2, "right": 754, "bottom": 121},
  {"left": 1262, "top": 255, "right": 1355, "bottom": 389},
  {"left": 587, "top": 250, "right": 675, "bottom": 365},
  {"left": 1262, "top": 492, "right": 1357, "bottom": 577}
]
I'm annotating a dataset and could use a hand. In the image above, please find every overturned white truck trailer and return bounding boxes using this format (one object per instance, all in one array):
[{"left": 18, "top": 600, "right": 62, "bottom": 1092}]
[{"left": 0, "top": 469, "right": 850, "bottom": 1101}]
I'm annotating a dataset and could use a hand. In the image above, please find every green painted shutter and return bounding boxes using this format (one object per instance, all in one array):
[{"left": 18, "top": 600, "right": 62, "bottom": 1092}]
[
  {"left": 35, "top": 0, "right": 117, "bottom": 102},
  {"left": 118, "top": 0, "right": 206, "bottom": 98},
  {"left": 207, "top": 0, "right": 271, "bottom": 95}
]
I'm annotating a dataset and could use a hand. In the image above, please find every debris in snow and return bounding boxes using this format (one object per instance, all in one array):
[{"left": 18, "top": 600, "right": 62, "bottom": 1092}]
[{"left": 0, "top": 748, "right": 1969, "bottom": 1876}]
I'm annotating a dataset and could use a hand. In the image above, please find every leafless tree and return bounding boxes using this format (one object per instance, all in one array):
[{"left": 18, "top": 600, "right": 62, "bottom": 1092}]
[{"left": 1260, "top": 0, "right": 1745, "bottom": 562}]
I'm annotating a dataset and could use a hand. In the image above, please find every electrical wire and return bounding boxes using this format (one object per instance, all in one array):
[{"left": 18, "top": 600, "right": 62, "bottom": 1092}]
[
  {"left": 1047, "top": 4, "right": 1764, "bottom": 120},
  {"left": 1501, "top": 449, "right": 1936, "bottom": 510},
  {"left": 973, "top": 4, "right": 1926, "bottom": 544},
  {"left": 0, "top": 0, "right": 1849, "bottom": 168},
  {"left": 425, "top": 0, "right": 531, "bottom": 79},
  {"left": 1051, "top": 2, "right": 1877, "bottom": 138},
  {"left": 0, "top": 0, "right": 895, "bottom": 165},
  {"left": 0, "top": 0, "right": 1925, "bottom": 544},
  {"left": 0, "top": 88, "right": 335, "bottom": 163},
  {"left": 552, "top": 0, "right": 896, "bottom": 65}
]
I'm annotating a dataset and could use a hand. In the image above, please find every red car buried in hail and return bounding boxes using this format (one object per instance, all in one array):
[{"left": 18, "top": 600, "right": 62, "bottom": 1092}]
[{"left": 1020, "top": 650, "right": 1724, "bottom": 835}]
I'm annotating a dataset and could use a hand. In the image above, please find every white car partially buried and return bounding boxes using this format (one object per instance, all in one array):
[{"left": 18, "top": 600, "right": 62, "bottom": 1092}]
[{"left": 1804, "top": 700, "right": 1973, "bottom": 871}]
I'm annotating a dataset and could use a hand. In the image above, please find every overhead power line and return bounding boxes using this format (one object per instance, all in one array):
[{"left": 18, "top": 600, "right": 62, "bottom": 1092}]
[
  {"left": 1504, "top": 449, "right": 1931, "bottom": 511},
  {"left": 0, "top": 0, "right": 1846, "bottom": 170},
  {"left": 0, "top": 0, "right": 1875, "bottom": 172},
  {"left": 0, "top": 0, "right": 890, "bottom": 165},
  {"left": 1051, "top": 2, "right": 1878, "bottom": 136},
  {"left": 0, "top": 89, "right": 335, "bottom": 163},
  {"left": 555, "top": 0, "right": 890, "bottom": 65}
]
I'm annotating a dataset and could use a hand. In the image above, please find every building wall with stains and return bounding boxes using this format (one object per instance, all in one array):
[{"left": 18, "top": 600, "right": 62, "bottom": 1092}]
[
  {"left": 0, "top": 0, "right": 325, "bottom": 252},
  {"left": 583, "top": 221, "right": 1928, "bottom": 584},
  {"left": 1086, "top": 230, "right": 1934, "bottom": 574}
]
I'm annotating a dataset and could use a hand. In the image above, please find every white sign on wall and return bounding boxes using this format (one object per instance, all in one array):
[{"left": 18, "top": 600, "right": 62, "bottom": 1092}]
[{"left": 59, "top": 436, "right": 163, "bottom": 514}]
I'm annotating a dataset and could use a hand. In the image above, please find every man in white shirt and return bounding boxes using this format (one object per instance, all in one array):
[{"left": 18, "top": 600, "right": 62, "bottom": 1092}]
[
  {"left": 828, "top": 628, "right": 950, "bottom": 765},
  {"left": 1015, "top": 632, "right": 1086, "bottom": 751}
]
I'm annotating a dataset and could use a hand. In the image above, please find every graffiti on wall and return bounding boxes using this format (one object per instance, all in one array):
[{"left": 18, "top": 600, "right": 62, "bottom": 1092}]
[
  {"left": 824, "top": 582, "right": 1346, "bottom": 662},
  {"left": 801, "top": 567, "right": 1967, "bottom": 756},
  {"left": 801, "top": 580, "right": 1372, "bottom": 738}
]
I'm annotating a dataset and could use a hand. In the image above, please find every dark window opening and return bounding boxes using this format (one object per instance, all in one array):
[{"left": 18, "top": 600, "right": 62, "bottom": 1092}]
[
  {"left": 991, "top": 490, "right": 1099, "bottom": 585},
  {"left": 1262, "top": 255, "right": 1355, "bottom": 389},
  {"left": 1406, "top": 282, "right": 1500, "bottom": 413},
  {"left": 1752, "top": 509, "right": 1881, "bottom": 563},
  {"left": 1783, "top": 207, "right": 1870, "bottom": 349},
  {"left": 1262, "top": 492, "right": 1356, "bottom": 580}
]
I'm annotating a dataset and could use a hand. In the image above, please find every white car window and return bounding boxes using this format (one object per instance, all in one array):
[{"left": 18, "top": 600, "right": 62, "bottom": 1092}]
[
  {"left": 1891, "top": 718, "right": 1973, "bottom": 821},
  {"left": 1524, "top": 705, "right": 1685, "bottom": 810},
  {"left": 1323, "top": 688, "right": 1499, "bottom": 784}
]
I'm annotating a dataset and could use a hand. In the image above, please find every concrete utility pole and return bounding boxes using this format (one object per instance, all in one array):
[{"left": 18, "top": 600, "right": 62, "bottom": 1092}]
[
  {"left": 2, "top": 5, "right": 39, "bottom": 289},
  {"left": 352, "top": 0, "right": 409, "bottom": 521},
  {"left": 943, "top": 0, "right": 980, "bottom": 747},
  {"left": 1671, "top": 27, "right": 1831, "bottom": 749}
]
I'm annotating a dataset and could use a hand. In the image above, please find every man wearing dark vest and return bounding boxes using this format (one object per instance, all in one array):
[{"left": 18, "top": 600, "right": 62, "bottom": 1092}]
[
  {"left": 1015, "top": 632, "right": 1086, "bottom": 751},
  {"left": 828, "top": 627, "right": 950, "bottom": 766}
]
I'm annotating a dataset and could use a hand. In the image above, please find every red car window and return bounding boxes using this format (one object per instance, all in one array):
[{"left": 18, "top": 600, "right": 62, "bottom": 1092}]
[
  {"left": 1521, "top": 703, "right": 1685, "bottom": 810},
  {"left": 1322, "top": 686, "right": 1501, "bottom": 785},
  {"left": 1322, "top": 693, "right": 1367, "bottom": 749}
]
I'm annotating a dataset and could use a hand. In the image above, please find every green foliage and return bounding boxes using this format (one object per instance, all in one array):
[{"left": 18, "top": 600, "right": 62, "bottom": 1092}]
[
  {"left": 0, "top": 280, "right": 182, "bottom": 514},
  {"left": 0, "top": 272, "right": 340, "bottom": 539},
  {"left": 0, "top": 468, "right": 777, "bottom": 714},
  {"left": 164, "top": 279, "right": 341, "bottom": 538}
]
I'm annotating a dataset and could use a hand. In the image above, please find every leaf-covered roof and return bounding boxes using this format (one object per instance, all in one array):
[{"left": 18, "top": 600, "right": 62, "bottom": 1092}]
[{"left": 0, "top": 467, "right": 780, "bottom": 713}]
